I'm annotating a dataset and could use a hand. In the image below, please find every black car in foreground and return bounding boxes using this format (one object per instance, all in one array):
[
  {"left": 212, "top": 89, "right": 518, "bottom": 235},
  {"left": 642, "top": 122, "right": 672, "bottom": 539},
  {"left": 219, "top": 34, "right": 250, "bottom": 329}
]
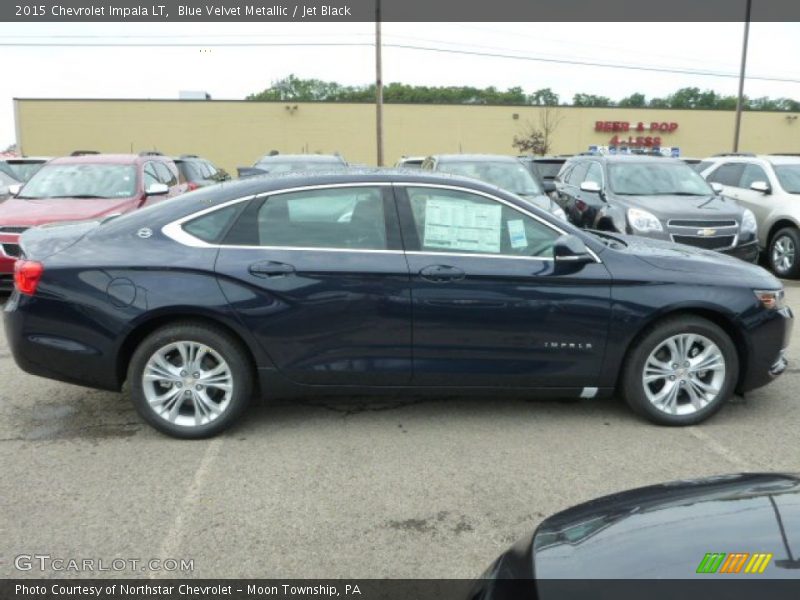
[
  {"left": 556, "top": 155, "right": 760, "bottom": 263},
  {"left": 3, "top": 170, "right": 792, "bottom": 438},
  {"left": 471, "top": 473, "right": 800, "bottom": 599}
]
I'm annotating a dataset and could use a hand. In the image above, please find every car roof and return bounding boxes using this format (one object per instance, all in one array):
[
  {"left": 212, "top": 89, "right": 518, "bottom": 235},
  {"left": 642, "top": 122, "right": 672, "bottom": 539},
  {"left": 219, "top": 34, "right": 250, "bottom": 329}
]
[
  {"left": 48, "top": 154, "right": 170, "bottom": 165},
  {"left": 255, "top": 154, "right": 344, "bottom": 163},
  {"left": 703, "top": 154, "right": 800, "bottom": 166},
  {"left": 431, "top": 154, "right": 521, "bottom": 163},
  {"left": 570, "top": 154, "right": 682, "bottom": 164}
]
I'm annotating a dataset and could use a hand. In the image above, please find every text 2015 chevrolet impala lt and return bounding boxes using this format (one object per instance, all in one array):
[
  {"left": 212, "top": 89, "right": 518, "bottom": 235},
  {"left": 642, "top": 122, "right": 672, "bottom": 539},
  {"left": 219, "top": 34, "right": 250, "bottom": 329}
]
[{"left": 3, "top": 171, "right": 793, "bottom": 438}]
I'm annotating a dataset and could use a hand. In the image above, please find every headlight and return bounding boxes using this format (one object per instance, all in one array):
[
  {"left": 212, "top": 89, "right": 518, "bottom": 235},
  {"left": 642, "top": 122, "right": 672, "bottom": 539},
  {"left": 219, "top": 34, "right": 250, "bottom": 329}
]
[
  {"left": 552, "top": 205, "right": 567, "bottom": 221},
  {"left": 627, "top": 208, "right": 663, "bottom": 233},
  {"left": 754, "top": 289, "right": 786, "bottom": 310},
  {"left": 741, "top": 208, "right": 758, "bottom": 234}
]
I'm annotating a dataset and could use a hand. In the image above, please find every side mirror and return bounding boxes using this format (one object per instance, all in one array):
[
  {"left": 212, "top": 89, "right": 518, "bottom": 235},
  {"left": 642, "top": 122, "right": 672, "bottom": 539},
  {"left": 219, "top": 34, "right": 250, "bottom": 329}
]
[
  {"left": 750, "top": 180, "right": 771, "bottom": 194},
  {"left": 579, "top": 181, "right": 602, "bottom": 194},
  {"left": 145, "top": 182, "right": 169, "bottom": 196},
  {"left": 710, "top": 182, "right": 723, "bottom": 194},
  {"left": 543, "top": 180, "right": 556, "bottom": 193},
  {"left": 8, "top": 183, "right": 21, "bottom": 197},
  {"left": 553, "top": 234, "right": 594, "bottom": 264}
]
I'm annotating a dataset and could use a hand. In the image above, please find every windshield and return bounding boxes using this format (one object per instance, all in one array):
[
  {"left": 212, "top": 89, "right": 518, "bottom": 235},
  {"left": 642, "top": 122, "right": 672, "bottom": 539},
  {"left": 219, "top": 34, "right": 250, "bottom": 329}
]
[
  {"left": 18, "top": 164, "right": 137, "bottom": 199},
  {"left": 774, "top": 165, "right": 800, "bottom": 194},
  {"left": 4, "top": 161, "right": 45, "bottom": 182},
  {"left": 254, "top": 160, "right": 345, "bottom": 175},
  {"left": 608, "top": 162, "right": 713, "bottom": 196},
  {"left": 437, "top": 160, "right": 543, "bottom": 195}
]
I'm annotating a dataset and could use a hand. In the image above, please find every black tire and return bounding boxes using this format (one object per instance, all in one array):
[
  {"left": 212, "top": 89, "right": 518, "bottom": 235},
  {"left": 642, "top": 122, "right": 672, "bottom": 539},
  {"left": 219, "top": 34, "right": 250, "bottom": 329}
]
[
  {"left": 128, "top": 321, "right": 252, "bottom": 439},
  {"left": 620, "top": 316, "right": 738, "bottom": 426},
  {"left": 768, "top": 227, "right": 800, "bottom": 279}
]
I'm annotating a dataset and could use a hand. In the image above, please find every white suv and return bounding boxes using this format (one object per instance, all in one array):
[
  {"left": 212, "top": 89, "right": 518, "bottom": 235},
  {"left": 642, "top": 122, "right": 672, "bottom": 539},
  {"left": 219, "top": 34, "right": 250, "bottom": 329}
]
[{"left": 698, "top": 154, "right": 800, "bottom": 278}]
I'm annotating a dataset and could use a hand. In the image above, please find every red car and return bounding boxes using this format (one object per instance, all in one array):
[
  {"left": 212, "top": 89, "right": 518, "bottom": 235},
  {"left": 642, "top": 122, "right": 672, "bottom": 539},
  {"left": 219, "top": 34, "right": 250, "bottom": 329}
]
[{"left": 0, "top": 153, "right": 186, "bottom": 290}]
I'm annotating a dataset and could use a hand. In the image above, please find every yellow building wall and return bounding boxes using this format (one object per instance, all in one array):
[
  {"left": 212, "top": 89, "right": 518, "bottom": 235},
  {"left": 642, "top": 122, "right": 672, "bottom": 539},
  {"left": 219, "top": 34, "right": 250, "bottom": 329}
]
[{"left": 15, "top": 99, "right": 800, "bottom": 175}]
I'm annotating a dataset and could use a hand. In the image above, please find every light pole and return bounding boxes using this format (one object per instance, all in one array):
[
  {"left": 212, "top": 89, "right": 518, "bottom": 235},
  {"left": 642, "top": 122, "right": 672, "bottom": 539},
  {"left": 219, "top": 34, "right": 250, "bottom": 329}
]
[
  {"left": 375, "top": 0, "right": 384, "bottom": 166},
  {"left": 733, "top": 0, "right": 752, "bottom": 152}
]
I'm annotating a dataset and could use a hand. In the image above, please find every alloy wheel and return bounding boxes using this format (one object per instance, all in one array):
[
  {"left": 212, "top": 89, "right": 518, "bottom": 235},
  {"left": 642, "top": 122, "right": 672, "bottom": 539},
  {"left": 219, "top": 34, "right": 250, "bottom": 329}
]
[
  {"left": 642, "top": 333, "right": 726, "bottom": 416},
  {"left": 142, "top": 341, "right": 234, "bottom": 427},
  {"left": 772, "top": 235, "right": 796, "bottom": 274}
]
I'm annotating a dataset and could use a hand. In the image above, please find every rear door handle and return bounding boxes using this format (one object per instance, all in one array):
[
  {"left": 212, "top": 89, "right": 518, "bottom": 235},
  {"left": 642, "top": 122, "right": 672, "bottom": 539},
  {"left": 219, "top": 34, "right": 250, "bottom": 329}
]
[
  {"left": 248, "top": 261, "right": 296, "bottom": 278},
  {"left": 419, "top": 264, "right": 465, "bottom": 283}
]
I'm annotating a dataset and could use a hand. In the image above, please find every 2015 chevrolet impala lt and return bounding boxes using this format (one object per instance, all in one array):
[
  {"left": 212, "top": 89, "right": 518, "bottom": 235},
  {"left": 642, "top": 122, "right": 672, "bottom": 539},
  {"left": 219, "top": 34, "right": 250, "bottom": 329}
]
[{"left": 3, "top": 170, "right": 793, "bottom": 438}]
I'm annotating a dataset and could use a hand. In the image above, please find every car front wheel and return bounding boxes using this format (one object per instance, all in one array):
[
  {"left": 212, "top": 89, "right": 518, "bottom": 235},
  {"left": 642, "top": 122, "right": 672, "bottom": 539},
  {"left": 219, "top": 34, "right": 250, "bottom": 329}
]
[
  {"left": 768, "top": 227, "right": 800, "bottom": 279},
  {"left": 621, "top": 316, "right": 738, "bottom": 426},
  {"left": 129, "top": 322, "right": 252, "bottom": 438}
]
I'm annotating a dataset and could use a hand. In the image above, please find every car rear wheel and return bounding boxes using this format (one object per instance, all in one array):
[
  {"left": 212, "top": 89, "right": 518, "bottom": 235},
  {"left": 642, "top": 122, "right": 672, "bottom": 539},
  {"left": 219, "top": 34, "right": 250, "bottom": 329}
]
[
  {"left": 768, "top": 227, "right": 800, "bottom": 279},
  {"left": 129, "top": 322, "right": 252, "bottom": 438},
  {"left": 621, "top": 316, "right": 738, "bottom": 426}
]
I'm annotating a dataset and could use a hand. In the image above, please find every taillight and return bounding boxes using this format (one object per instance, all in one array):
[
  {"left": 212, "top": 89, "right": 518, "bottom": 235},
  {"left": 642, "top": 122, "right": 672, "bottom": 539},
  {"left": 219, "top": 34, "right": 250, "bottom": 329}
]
[{"left": 14, "top": 260, "right": 44, "bottom": 296}]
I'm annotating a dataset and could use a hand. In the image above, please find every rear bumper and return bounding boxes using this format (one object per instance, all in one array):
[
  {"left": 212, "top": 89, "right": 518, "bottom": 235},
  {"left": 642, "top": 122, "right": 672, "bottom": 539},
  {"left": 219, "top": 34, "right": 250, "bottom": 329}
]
[
  {"left": 739, "top": 306, "right": 794, "bottom": 393},
  {"left": 722, "top": 240, "right": 760, "bottom": 263},
  {"left": 3, "top": 293, "right": 121, "bottom": 391}
]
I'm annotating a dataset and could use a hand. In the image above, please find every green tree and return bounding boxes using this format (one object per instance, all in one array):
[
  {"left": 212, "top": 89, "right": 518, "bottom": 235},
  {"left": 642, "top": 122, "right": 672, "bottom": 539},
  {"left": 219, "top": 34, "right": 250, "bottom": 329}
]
[
  {"left": 618, "top": 93, "right": 646, "bottom": 107},
  {"left": 573, "top": 93, "right": 613, "bottom": 107},
  {"left": 528, "top": 88, "right": 560, "bottom": 106}
]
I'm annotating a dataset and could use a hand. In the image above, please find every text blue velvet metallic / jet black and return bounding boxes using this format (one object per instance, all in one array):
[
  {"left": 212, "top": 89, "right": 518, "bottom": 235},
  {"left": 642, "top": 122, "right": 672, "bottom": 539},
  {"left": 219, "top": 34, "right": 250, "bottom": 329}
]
[{"left": 2, "top": 170, "right": 793, "bottom": 425}]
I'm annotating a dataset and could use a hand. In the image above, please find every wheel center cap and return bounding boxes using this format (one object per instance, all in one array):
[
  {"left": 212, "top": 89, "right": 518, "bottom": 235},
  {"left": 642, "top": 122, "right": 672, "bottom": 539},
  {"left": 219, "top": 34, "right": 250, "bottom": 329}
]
[{"left": 184, "top": 378, "right": 195, "bottom": 387}]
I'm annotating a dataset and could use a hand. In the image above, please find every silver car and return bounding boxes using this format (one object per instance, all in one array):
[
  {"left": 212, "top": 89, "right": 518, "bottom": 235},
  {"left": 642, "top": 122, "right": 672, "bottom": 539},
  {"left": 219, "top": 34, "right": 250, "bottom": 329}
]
[{"left": 699, "top": 154, "right": 800, "bottom": 278}]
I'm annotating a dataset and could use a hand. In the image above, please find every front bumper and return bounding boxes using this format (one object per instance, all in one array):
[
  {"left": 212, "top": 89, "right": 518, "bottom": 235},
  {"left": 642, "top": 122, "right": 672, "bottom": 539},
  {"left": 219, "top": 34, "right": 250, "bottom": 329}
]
[
  {"left": 722, "top": 240, "right": 760, "bottom": 263},
  {"left": 739, "top": 306, "right": 794, "bottom": 393}
]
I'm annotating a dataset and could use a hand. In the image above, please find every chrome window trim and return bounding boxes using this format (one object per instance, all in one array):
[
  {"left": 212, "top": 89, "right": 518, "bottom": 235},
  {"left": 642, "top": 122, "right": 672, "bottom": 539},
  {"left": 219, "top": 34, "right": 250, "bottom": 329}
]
[{"left": 162, "top": 180, "right": 601, "bottom": 264}]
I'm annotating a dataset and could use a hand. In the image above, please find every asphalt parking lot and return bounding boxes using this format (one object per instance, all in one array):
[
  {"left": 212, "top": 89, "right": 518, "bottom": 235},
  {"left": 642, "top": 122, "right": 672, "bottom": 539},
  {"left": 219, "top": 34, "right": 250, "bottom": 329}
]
[{"left": 1, "top": 282, "right": 799, "bottom": 580}]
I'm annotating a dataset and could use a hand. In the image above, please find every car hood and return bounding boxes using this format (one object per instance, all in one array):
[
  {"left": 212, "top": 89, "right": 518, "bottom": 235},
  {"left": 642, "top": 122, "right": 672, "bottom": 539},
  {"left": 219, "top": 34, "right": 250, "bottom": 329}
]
[
  {"left": 0, "top": 197, "right": 137, "bottom": 227},
  {"left": 616, "top": 193, "right": 742, "bottom": 220},
  {"left": 611, "top": 234, "right": 780, "bottom": 286},
  {"left": 532, "top": 473, "right": 800, "bottom": 580}
]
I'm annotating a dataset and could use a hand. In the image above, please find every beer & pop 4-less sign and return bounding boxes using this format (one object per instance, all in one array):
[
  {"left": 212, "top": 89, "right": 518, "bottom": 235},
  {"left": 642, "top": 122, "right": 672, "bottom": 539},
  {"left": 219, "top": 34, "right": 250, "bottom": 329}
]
[{"left": 595, "top": 120, "right": 679, "bottom": 148}]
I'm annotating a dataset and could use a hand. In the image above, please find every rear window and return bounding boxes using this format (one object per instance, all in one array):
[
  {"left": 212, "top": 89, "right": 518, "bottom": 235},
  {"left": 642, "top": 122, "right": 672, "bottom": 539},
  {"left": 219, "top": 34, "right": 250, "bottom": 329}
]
[
  {"left": 183, "top": 204, "right": 242, "bottom": 243},
  {"left": 533, "top": 161, "right": 565, "bottom": 179}
]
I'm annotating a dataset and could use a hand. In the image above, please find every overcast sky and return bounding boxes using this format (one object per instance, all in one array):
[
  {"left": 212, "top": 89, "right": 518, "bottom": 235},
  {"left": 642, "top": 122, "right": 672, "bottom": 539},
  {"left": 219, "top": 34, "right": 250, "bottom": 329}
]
[{"left": 1, "top": 21, "right": 799, "bottom": 148}]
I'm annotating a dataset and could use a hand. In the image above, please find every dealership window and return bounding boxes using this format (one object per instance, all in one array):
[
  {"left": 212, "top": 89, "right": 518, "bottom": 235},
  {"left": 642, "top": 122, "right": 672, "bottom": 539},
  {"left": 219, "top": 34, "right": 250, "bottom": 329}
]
[
  {"left": 739, "top": 164, "right": 769, "bottom": 189},
  {"left": 707, "top": 163, "right": 745, "bottom": 187},
  {"left": 404, "top": 187, "right": 558, "bottom": 258},
  {"left": 245, "top": 187, "right": 388, "bottom": 250}
]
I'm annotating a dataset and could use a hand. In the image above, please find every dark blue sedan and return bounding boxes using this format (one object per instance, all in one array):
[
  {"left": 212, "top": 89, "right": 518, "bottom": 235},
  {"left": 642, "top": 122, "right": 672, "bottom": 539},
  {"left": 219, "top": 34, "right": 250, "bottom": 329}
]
[{"left": 3, "top": 170, "right": 793, "bottom": 438}]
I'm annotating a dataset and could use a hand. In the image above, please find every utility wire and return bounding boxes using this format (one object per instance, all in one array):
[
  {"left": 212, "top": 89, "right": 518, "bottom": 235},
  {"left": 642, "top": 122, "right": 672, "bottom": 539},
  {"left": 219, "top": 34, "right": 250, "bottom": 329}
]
[{"left": 1, "top": 40, "right": 798, "bottom": 84}]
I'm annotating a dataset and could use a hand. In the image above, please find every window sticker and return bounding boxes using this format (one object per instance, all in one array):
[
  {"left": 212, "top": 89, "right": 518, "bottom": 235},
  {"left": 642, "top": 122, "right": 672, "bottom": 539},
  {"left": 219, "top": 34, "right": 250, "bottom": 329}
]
[
  {"left": 507, "top": 219, "right": 528, "bottom": 249},
  {"left": 423, "top": 198, "right": 502, "bottom": 253}
]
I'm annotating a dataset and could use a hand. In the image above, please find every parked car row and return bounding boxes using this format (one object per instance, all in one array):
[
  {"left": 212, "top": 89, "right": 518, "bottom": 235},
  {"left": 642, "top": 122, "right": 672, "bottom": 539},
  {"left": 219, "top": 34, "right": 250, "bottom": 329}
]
[
  {"left": 0, "top": 151, "right": 229, "bottom": 289},
  {"left": 514, "top": 152, "right": 800, "bottom": 279}
]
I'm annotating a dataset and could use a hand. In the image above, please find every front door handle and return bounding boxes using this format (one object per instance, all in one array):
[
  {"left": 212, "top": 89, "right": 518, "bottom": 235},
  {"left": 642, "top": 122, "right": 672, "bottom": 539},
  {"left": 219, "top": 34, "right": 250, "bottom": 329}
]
[
  {"left": 419, "top": 264, "right": 465, "bottom": 283},
  {"left": 248, "top": 261, "right": 296, "bottom": 278}
]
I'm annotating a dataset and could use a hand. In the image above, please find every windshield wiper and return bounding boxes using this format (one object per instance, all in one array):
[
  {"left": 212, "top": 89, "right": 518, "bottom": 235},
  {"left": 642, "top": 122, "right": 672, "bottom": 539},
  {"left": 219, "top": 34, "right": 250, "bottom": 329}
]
[
  {"left": 587, "top": 229, "right": 627, "bottom": 249},
  {"left": 45, "top": 194, "right": 108, "bottom": 199},
  {"left": 649, "top": 192, "right": 707, "bottom": 196}
]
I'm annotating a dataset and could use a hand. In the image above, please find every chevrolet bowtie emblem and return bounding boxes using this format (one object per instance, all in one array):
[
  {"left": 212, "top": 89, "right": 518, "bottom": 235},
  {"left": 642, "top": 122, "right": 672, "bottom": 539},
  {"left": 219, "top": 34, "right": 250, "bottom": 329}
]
[{"left": 697, "top": 228, "right": 717, "bottom": 237}]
